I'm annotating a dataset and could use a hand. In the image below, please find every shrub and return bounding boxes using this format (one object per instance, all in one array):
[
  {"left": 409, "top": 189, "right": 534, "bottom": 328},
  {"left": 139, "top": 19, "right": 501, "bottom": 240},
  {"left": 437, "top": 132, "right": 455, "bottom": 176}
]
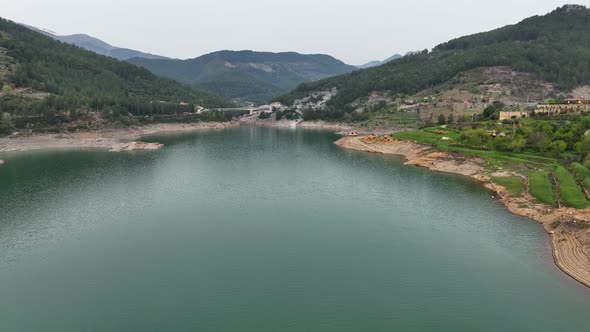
[
  {"left": 459, "top": 128, "right": 491, "bottom": 148},
  {"left": 550, "top": 140, "right": 567, "bottom": 154},
  {"left": 1, "top": 84, "right": 12, "bottom": 94},
  {"left": 0, "top": 112, "right": 12, "bottom": 133}
]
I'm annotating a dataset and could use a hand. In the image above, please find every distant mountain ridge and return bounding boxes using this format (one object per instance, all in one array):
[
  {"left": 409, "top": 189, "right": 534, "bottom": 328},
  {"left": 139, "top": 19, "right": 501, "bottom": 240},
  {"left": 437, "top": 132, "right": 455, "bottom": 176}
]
[
  {"left": 20, "top": 24, "right": 170, "bottom": 60},
  {"left": 0, "top": 17, "right": 230, "bottom": 131},
  {"left": 128, "top": 50, "right": 357, "bottom": 103},
  {"left": 18, "top": 24, "right": 356, "bottom": 103},
  {"left": 358, "top": 54, "right": 402, "bottom": 69}
]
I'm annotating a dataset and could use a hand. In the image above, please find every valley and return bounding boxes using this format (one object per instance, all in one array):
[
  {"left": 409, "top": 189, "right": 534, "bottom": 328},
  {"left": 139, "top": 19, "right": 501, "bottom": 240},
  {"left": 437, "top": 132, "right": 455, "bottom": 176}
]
[
  {"left": 128, "top": 50, "right": 357, "bottom": 103},
  {"left": 3, "top": 4, "right": 590, "bottom": 322}
]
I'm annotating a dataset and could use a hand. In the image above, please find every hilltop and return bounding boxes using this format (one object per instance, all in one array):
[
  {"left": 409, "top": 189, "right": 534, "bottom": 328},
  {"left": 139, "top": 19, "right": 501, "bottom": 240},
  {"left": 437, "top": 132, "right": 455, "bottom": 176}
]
[
  {"left": 21, "top": 24, "right": 170, "bottom": 61},
  {"left": 276, "top": 5, "right": 590, "bottom": 124},
  {"left": 357, "top": 54, "right": 402, "bottom": 69},
  {"left": 128, "top": 50, "right": 357, "bottom": 104},
  {"left": 0, "top": 18, "right": 232, "bottom": 133}
]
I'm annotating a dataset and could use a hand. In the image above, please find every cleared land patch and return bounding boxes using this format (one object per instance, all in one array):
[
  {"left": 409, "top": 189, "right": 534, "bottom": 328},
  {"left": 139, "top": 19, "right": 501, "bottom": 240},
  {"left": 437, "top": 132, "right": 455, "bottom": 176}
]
[{"left": 555, "top": 166, "right": 589, "bottom": 209}]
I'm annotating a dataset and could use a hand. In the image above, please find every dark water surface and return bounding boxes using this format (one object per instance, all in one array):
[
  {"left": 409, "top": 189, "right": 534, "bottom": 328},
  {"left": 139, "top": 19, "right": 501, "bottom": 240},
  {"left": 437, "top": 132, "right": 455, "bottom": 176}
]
[{"left": 1, "top": 126, "right": 589, "bottom": 331}]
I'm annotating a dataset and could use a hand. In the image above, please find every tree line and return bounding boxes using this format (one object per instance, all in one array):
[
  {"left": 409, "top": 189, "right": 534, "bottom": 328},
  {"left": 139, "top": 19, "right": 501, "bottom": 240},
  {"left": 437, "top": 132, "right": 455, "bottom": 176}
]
[
  {"left": 276, "top": 5, "right": 590, "bottom": 122},
  {"left": 0, "top": 17, "right": 233, "bottom": 131}
]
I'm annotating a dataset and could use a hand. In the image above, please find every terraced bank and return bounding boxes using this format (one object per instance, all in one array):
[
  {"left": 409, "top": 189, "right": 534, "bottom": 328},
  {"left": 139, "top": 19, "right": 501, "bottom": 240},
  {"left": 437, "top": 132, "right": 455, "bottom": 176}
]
[{"left": 335, "top": 135, "right": 590, "bottom": 289}]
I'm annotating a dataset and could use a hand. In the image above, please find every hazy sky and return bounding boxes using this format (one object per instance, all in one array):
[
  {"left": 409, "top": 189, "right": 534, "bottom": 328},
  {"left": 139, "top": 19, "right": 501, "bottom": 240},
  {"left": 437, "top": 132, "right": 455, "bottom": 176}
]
[{"left": 3, "top": 0, "right": 585, "bottom": 64}]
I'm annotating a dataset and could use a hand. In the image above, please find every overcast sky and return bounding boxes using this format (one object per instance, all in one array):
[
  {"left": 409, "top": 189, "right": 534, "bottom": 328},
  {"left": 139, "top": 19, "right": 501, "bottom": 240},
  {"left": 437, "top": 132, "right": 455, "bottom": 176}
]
[{"left": 3, "top": 0, "right": 585, "bottom": 64}]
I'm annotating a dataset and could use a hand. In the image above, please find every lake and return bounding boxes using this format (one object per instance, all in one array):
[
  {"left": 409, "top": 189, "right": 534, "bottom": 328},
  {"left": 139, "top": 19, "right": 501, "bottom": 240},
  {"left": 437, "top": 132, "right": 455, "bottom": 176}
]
[{"left": 1, "top": 126, "right": 589, "bottom": 331}]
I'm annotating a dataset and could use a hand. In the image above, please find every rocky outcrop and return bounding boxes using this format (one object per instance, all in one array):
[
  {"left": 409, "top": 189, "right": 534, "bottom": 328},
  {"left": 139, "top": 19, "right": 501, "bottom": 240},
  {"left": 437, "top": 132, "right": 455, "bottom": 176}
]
[
  {"left": 109, "top": 141, "right": 163, "bottom": 152},
  {"left": 291, "top": 88, "right": 337, "bottom": 111}
]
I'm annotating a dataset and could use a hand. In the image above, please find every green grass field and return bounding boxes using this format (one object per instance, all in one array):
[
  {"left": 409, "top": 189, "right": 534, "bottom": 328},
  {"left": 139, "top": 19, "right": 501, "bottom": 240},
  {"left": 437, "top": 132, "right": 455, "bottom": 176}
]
[
  {"left": 491, "top": 176, "right": 524, "bottom": 197},
  {"left": 570, "top": 162, "right": 590, "bottom": 178},
  {"left": 529, "top": 172, "right": 555, "bottom": 205},
  {"left": 555, "top": 166, "right": 589, "bottom": 208},
  {"left": 392, "top": 127, "right": 558, "bottom": 169},
  {"left": 392, "top": 130, "right": 444, "bottom": 145},
  {"left": 390, "top": 127, "right": 590, "bottom": 209},
  {"left": 570, "top": 162, "right": 590, "bottom": 191}
]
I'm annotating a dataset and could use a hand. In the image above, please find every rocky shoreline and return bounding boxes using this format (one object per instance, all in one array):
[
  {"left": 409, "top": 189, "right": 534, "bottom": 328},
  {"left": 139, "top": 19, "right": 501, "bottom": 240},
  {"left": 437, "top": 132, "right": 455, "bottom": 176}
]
[
  {"left": 0, "top": 120, "right": 398, "bottom": 153},
  {"left": 109, "top": 141, "right": 164, "bottom": 152},
  {"left": 238, "top": 117, "right": 357, "bottom": 132},
  {"left": 335, "top": 135, "right": 590, "bottom": 289},
  {"left": 238, "top": 117, "right": 408, "bottom": 135},
  {"left": 0, "top": 122, "right": 239, "bottom": 153}
]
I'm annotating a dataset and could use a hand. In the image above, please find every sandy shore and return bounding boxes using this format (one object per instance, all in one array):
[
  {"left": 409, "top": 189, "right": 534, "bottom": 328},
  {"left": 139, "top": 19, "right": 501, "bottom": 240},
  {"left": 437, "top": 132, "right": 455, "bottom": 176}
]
[
  {"left": 0, "top": 122, "right": 239, "bottom": 153},
  {"left": 335, "top": 135, "right": 590, "bottom": 289}
]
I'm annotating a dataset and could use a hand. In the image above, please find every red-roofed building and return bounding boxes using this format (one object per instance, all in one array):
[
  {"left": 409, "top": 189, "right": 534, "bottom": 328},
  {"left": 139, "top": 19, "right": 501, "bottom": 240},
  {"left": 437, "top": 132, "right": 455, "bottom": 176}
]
[{"left": 565, "top": 98, "right": 585, "bottom": 104}]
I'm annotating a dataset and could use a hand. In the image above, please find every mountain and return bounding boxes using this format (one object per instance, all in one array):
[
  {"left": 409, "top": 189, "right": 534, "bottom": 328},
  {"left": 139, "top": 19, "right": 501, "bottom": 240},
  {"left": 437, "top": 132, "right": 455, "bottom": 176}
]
[
  {"left": 21, "top": 24, "right": 169, "bottom": 60},
  {"left": 357, "top": 54, "right": 402, "bottom": 69},
  {"left": 127, "top": 50, "right": 357, "bottom": 104},
  {"left": 277, "top": 5, "right": 590, "bottom": 121},
  {"left": 0, "top": 18, "right": 231, "bottom": 131}
]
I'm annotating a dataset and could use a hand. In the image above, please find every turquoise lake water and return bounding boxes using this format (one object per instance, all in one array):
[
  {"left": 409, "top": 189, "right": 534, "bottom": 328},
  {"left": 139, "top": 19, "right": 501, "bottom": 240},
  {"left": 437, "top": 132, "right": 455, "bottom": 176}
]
[{"left": 0, "top": 126, "right": 589, "bottom": 331}]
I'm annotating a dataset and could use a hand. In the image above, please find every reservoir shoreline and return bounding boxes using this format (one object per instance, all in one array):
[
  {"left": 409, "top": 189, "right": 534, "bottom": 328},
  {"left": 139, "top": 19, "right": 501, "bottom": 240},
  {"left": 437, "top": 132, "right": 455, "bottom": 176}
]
[
  {"left": 1, "top": 121, "right": 589, "bottom": 290},
  {"left": 0, "top": 122, "right": 240, "bottom": 153},
  {"left": 0, "top": 120, "right": 392, "bottom": 154},
  {"left": 335, "top": 135, "right": 590, "bottom": 290}
]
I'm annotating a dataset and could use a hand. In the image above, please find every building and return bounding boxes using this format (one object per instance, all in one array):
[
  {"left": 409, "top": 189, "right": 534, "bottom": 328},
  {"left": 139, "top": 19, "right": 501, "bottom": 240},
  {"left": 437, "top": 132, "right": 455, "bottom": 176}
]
[
  {"left": 500, "top": 98, "right": 588, "bottom": 119},
  {"left": 499, "top": 111, "right": 527, "bottom": 120},
  {"left": 565, "top": 98, "right": 585, "bottom": 104},
  {"left": 534, "top": 103, "right": 586, "bottom": 115}
]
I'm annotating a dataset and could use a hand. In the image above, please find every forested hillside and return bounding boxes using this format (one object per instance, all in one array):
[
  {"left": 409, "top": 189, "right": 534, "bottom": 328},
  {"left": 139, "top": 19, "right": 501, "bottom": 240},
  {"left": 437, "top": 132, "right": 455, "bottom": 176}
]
[
  {"left": 277, "top": 5, "right": 590, "bottom": 119},
  {"left": 0, "top": 18, "right": 231, "bottom": 132},
  {"left": 128, "top": 50, "right": 356, "bottom": 104}
]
